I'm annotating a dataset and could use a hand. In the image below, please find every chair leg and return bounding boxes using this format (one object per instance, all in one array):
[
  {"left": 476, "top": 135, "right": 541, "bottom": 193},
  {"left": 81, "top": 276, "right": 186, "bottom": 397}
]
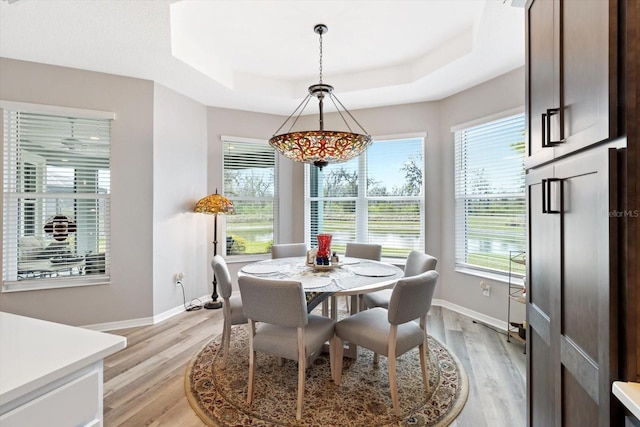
[
  {"left": 419, "top": 343, "right": 429, "bottom": 394},
  {"left": 247, "top": 322, "right": 256, "bottom": 405},
  {"left": 419, "top": 315, "right": 430, "bottom": 393},
  {"left": 296, "top": 328, "right": 305, "bottom": 421},
  {"left": 388, "top": 354, "right": 400, "bottom": 417},
  {"left": 373, "top": 353, "right": 379, "bottom": 365},
  {"left": 388, "top": 326, "right": 400, "bottom": 417},
  {"left": 334, "top": 337, "right": 344, "bottom": 385},
  {"left": 329, "top": 335, "right": 339, "bottom": 382},
  {"left": 222, "top": 318, "right": 231, "bottom": 367}
]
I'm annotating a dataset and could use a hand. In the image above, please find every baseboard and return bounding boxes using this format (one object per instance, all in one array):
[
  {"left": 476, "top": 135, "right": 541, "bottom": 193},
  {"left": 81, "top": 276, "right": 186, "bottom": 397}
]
[
  {"left": 432, "top": 298, "right": 508, "bottom": 333},
  {"left": 83, "top": 294, "right": 212, "bottom": 331}
]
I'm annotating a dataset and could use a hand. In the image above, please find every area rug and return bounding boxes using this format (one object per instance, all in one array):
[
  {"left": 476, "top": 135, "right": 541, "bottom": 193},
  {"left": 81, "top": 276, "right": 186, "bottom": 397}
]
[{"left": 185, "top": 325, "right": 468, "bottom": 426}]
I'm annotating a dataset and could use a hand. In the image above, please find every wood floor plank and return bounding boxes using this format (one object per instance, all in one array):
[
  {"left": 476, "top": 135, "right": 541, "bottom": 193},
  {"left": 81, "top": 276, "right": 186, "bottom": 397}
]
[{"left": 103, "top": 306, "right": 525, "bottom": 427}]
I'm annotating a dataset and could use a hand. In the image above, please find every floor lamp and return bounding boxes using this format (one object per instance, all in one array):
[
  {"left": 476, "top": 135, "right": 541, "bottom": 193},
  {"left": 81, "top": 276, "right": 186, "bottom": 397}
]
[{"left": 194, "top": 189, "right": 235, "bottom": 309}]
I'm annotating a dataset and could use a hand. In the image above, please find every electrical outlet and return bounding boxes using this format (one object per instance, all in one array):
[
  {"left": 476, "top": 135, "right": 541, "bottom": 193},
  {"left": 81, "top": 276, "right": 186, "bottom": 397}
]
[
  {"left": 175, "top": 272, "right": 184, "bottom": 286},
  {"left": 480, "top": 280, "right": 491, "bottom": 297}
]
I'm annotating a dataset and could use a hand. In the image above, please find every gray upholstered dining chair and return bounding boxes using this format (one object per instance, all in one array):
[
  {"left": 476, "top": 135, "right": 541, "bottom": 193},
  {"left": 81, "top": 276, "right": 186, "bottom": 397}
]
[
  {"left": 362, "top": 251, "right": 437, "bottom": 310},
  {"left": 238, "top": 275, "right": 337, "bottom": 421},
  {"left": 333, "top": 270, "right": 439, "bottom": 417},
  {"left": 340, "top": 243, "right": 383, "bottom": 312},
  {"left": 271, "top": 243, "right": 308, "bottom": 259},
  {"left": 344, "top": 242, "right": 382, "bottom": 261},
  {"left": 212, "top": 255, "right": 247, "bottom": 367}
]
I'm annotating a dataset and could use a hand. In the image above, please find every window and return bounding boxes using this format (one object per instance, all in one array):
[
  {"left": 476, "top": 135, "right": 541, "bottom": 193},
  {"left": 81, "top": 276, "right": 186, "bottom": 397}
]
[
  {"left": 454, "top": 112, "right": 526, "bottom": 276},
  {"left": 306, "top": 136, "right": 425, "bottom": 258},
  {"left": 223, "top": 137, "right": 277, "bottom": 256},
  {"left": 2, "top": 108, "right": 111, "bottom": 290}
]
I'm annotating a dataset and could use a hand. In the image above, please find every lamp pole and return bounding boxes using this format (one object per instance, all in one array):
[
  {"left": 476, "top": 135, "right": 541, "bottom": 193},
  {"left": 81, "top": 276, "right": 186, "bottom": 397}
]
[{"left": 204, "top": 213, "right": 223, "bottom": 309}]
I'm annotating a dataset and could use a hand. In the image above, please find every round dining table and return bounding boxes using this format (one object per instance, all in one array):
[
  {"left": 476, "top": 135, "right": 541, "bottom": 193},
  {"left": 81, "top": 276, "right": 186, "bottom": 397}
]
[
  {"left": 238, "top": 256, "right": 404, "bottom": 359},
  {"left": 237, "top": 256, "right": 404, "bottom": 313}
]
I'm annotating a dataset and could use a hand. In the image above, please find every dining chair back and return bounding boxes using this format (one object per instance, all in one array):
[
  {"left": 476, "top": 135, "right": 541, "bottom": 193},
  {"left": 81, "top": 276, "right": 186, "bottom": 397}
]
[
  {"left": 344, "top": 242, "right": 382, "bottom": 261},
  {"left": 238, "top": 275, "right": 337, "bottom": 421},
  {"left": 271, "top": 243, "right": 308, "bottom": 259},
  {"left": 333, "top": 270, "right": 439, "bottom": 417},
  {"left": 212, "top": 255, "right": 247, "bottom": 366},
  {"left": 403, "top": 251, "right": 437, "bottom": 278},
  {"left": 362, "top": 251, "right": 437, "bottom": 310}
]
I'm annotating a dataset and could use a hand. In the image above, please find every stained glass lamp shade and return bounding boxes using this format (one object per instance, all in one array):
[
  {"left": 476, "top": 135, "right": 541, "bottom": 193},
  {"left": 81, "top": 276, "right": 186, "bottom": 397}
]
[{"left": 194, "top": 192, "right": 235, "bottom": 215}]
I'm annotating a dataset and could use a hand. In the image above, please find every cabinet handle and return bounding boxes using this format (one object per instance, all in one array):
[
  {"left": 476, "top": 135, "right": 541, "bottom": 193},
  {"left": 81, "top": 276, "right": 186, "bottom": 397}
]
[
  {"left": 542, "top": 178, "right": 561, "bottom": 214},
  {"left": 541, "top": 112, "right": 547, "bottom": 147},
  {"left": 544, "top": 108, "right": 563, "bottom": 146}
]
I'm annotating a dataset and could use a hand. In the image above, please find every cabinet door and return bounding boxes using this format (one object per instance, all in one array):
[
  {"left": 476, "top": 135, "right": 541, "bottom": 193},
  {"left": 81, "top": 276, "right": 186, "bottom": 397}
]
[
  {"left": 526, "top": 0, "right": 559, "bottom": 167},
  {"left": 526, "top": 0, "right": 616, "bottom": 168},
  {"left": 556, "top": 0, "right": 615, "bottom": 157},
  {"left": 527, "top": 147, "right": 618, "bottom": 426},
  {"left": 555, "top": 147, "right": 618, "bottom": 426},
  {"left": 526, "top": 163, "right": 559, "bottom": 427}
]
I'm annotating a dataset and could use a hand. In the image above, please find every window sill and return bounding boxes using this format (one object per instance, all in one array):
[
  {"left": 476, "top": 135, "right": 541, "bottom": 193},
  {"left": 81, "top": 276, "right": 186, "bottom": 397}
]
[
  {"left": 2, "top": 276, "right": 110, "bottom": 293},
  {"left": 225, "top": 254, "right": 270, "bottom": 264},
  {"left": 455, "top": 266, "right": 524, "bottom": 287}
]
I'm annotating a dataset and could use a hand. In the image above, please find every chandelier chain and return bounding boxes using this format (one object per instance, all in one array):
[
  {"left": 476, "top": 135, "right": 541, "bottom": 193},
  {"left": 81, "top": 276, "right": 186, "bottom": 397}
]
[{"left": 318, "top": 29, "right": 323, "bottom": 85}]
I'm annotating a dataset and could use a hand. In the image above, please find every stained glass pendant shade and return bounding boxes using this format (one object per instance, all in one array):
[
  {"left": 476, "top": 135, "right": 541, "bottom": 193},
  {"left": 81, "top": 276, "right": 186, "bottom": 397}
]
[{"left": 268, "top": 24, "right": 372, "bottom": 170}]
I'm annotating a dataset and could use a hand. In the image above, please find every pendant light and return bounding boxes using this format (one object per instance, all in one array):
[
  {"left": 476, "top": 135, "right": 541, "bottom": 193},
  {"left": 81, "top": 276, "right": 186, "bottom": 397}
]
[{"left": 268, "top": 24, "right": 372, "bottom": 170}]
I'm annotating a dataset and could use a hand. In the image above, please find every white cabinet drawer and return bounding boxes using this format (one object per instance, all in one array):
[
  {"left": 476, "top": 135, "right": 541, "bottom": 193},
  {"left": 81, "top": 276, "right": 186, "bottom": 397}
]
[{"left": 0, "top": 369, "right": 100, "bottom": 427}]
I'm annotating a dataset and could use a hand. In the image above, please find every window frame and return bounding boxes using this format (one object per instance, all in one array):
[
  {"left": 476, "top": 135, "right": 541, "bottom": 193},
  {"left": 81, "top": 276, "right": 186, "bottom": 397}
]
[
  {"left": 304, "top": 133, "right": 426, "bottom": 260},
  {"left": 453, "top": 107, "right": 526, "bottom": 280},
  {"left": 1, "top": 101, "right": 114, "bottom": 292}
]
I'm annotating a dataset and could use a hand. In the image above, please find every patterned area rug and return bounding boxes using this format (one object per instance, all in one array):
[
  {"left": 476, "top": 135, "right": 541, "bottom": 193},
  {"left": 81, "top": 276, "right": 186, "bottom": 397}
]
[{"left": 185, "top": 325, "right": 468, "bottom": 426}]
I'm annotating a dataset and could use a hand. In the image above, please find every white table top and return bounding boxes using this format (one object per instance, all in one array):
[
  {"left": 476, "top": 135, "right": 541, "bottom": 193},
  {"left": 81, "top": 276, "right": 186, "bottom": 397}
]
[
  {"left": 613, "top": 381, "right": 640, "bottom": 420},
  {"left": 0, "top": 312, "right": 127, "bottom": 406},
  {"left": 238, "top": 256, "right": 404, "bottom": 295}
]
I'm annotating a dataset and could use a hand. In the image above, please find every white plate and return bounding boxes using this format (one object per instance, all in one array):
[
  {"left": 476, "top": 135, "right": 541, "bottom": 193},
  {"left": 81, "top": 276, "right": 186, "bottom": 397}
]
[
  {"left": 241, "top": 264, "right": 280, "bottom": 274},
  {"left": 349, "top": 265, "right": 398, "bottom": 277}
]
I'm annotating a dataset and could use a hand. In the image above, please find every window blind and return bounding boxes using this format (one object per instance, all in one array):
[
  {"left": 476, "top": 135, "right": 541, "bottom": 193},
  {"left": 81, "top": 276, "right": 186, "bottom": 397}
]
[
  {"left": 3, "top": 110, "right": 111, "bottom": 287},
  {"left": 454, "top": 113, "right": 526, "bottom": 275},
  {"left": 305, "top": 137, "right": 425, "bottom": 258},
  {"left": 223, "top": 138, "right": 277, "bottom": 255}
]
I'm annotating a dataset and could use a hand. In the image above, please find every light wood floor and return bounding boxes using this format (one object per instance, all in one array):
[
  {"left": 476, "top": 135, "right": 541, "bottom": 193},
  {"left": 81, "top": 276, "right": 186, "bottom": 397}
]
[{"left": 103, "top": 305, "right": 526, "bottom": 426}]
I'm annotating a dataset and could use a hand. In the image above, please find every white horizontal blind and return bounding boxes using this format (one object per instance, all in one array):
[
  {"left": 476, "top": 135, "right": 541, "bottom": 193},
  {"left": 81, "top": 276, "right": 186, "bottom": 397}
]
[
  {"left": 3, "top": 110, "right": 111, "bottom": 286},
  {"left": 454, "top": 113, "right": 526, "bottom": 275},
  {"left": 223, "top": 138, "right": 277, "bottom": 255},
  {"left": 305, "top": 137, "right": 425, "bottom": 258}
]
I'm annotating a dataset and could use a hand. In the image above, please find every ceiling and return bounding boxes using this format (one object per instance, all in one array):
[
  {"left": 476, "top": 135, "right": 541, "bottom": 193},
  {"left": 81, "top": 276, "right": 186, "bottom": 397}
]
[{"left": 0, "top": 0, "right": 525, "bottom": 116}]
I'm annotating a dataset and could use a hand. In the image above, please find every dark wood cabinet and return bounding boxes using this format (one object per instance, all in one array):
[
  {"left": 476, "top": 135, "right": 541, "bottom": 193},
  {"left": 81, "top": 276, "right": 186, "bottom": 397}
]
[
  {"left": 526, "top": 0, "right": 617, "bottom": 169},
  {"left": 527, "top": 145, "right": 622, "bottom": 426},
  {"left": 524, "top": 0, "right": 638, "bottom": 423}
]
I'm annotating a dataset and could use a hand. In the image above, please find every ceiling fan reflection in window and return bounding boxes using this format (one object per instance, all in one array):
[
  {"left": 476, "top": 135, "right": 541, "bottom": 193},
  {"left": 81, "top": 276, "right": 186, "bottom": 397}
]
[{"left": 60, "top": 119, "right": 91, "bottom": 151}]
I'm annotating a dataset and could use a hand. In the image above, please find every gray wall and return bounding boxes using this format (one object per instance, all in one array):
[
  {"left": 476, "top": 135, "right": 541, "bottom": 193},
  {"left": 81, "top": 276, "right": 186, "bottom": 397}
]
[
  {"left": 0, "top": 56, "right": 525, "bottom": 327},
  {"left": 439, "top": 67, "right": 526, "bottom": 321},
  {"left": 152, "top": 83, "right": 209, "bottom": 315},
  {"left": 0, "top": 59, "right": 212, "bottom": 326},
  {"left": 0, "top": 57, "right": 155, "bottom": 325}
]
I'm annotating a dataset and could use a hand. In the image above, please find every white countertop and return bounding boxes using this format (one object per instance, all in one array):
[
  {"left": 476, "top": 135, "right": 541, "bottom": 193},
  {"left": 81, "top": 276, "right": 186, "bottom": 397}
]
[
  {"left": 612, "top": 381, "right": 640, "bottom": 420},
  {"left": 0, "top": 312, "right": 126, "bottom": 406}
]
